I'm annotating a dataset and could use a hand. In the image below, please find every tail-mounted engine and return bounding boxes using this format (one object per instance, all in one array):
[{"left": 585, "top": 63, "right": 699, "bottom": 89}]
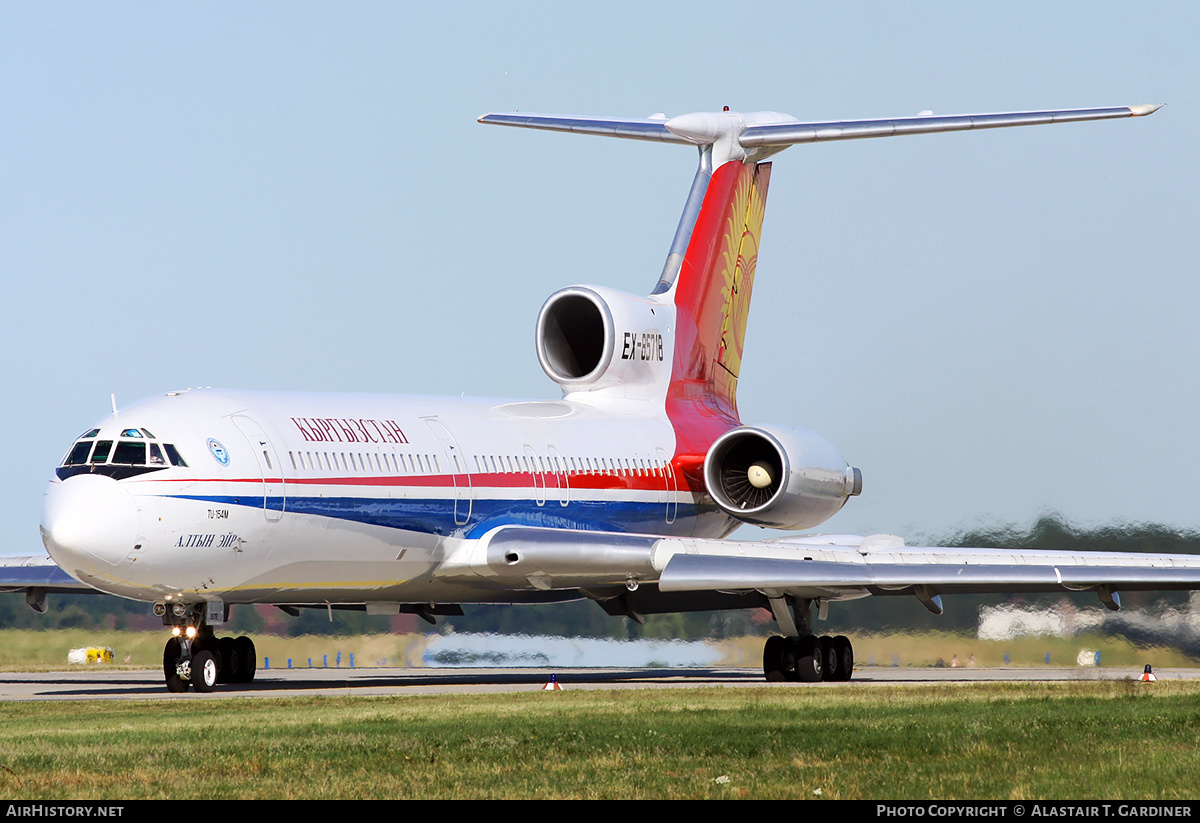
[
  {"left": 536, "top": 285, "right": 672, "bottom": 398},
  {"left": 703, "top": 425, "right": 862, "bottom": 529}
]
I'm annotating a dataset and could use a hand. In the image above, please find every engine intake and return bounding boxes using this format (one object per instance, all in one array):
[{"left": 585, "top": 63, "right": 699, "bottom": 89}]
[
  {"left": 703, "top": 425, "right": 861, "bottom": 529},
  {"left": 535, "top": 285, "right": 672, "bottom": 397},
  {"left": 537, "top": 288, "right": 613, "bottom": 385}
]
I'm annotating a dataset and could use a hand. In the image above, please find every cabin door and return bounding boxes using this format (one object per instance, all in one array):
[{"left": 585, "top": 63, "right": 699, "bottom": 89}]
[
  {"left": 424, "top": 417, "right": 472, "bottom": 527},
  {"left": 231, "top": 414, "right": 286, "bottom": 522}
]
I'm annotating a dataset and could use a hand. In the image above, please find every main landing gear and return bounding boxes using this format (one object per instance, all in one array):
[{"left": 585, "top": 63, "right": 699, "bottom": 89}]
[
  {"left": 760, "top": 596, "right": 854, "bottom": 683},
  {"left": 157, "top": 603, "right": 256, "bottom": 692},
  {"left": 762, "top": 634, "right": 854, "bottom": 682}
]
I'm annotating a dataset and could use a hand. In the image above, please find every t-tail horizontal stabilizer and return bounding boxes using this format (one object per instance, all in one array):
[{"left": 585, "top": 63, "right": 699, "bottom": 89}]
[{"left": 479, "top": 104, "right": 1162, "bottom": 164}]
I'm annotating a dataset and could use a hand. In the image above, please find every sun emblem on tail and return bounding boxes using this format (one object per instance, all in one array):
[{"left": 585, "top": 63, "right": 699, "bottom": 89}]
[{"left": 714, "top": 164, "right": 770, "bottom": 399}]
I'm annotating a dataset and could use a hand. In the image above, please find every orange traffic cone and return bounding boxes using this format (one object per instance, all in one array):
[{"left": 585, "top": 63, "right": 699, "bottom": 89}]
[
  {"left": 1139, "top": 665, "right": 1157, "bottom": 682},
  {"left": 541, "top": 674, "right": 563, "bottom": 691}
]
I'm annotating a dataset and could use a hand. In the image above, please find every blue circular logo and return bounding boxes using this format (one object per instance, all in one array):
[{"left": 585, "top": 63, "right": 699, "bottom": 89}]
[{"left": 207, "top": 438, "right": 229, "bottom": 466}]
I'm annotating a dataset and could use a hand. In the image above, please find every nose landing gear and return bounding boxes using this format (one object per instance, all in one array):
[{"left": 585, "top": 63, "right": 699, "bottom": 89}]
[{"left": 158, "top": 604, "right": 257, "bottom": 692}]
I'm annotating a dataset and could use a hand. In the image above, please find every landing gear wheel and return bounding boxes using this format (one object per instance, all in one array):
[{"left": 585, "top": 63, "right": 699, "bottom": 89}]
[
  {"left": 781, "top": 637, "right": 801, "bottom": 682},
  {"left": 192, "top": 650, "right": 219, "bottom": 693},
  {"left": 819, "top": 635, "right": 838, "bottom": 682},
  {"left": 163, "top": 637, "right": 187, "bottom": 692},
  {"left": 832, "top": 635, "right": 854, "bottom": 681},
  {"left": 233, "top": 636, "right": 256, "bottom": 684},
  {"left": 763, "top": 635, "right": 787, "bottom": 682},
  {"left": 218, "top": 637, "right": 238, "bottom": 684},
  {"left": 794, "top": 635, "right": 823, "bottom": 682}
]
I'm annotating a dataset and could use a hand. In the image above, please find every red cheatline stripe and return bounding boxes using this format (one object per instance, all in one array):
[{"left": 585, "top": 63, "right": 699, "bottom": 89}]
[{"left": 134, "top": 472, "right": 677, "bottom": 492}]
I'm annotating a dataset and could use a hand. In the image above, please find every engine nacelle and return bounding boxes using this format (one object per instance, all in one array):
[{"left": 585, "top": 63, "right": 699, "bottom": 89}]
[
  {"left": 703, "top": 425, "right": 862, "bottom": 530},
  {"left": 536, "top": 285, "right": 672, "bottom": 398}
]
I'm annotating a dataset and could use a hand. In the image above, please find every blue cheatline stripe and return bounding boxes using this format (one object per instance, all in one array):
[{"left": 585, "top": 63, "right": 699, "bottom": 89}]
[{"left": 167, "top": 494, "right": 704, "bottom": 538}]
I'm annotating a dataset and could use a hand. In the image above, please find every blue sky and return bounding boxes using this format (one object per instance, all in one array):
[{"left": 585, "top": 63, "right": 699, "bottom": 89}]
[{"left": 2, "top": 1, "right": 1197, "bottom": 554}]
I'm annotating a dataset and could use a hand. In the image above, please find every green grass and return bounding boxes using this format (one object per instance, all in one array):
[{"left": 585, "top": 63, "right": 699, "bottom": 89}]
[{"left": 1, "top": 682, "right": 1199, "bottom": 799}]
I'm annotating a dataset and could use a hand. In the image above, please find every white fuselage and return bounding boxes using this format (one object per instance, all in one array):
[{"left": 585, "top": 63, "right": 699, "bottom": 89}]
[{"left": 41, "top": 387, "right": 739, "bottom": 606}]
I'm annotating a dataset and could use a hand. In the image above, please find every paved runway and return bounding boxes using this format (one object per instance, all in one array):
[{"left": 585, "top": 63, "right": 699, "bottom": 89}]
[{"left": 0, "top": 665, "right": 1193, "bottom": 700}]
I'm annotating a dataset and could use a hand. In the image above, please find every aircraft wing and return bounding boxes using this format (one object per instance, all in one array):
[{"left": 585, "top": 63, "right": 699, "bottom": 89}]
[
  {"left": 657, "top": 546, "right": 1200, "bottom": 597},
  {"left": 0, "top": 554, "right": 98, "bottom": 614},
  {"left": 437, "top": 527, "right": 1200, "bottom": 614},
  {"left": 0, "top": 554, "right": 95, "bottom": 594}
]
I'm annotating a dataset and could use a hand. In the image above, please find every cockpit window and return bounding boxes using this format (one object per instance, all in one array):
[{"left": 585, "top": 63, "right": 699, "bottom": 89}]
[
  {"left": 112, "top": 441, "right": 147, "bottom": 465},
  {"left": 57, "top": 430, "right": 187, "bottom": 480},
  {"left": 64, "top": 441, "right": 92, "bottom": 466}
]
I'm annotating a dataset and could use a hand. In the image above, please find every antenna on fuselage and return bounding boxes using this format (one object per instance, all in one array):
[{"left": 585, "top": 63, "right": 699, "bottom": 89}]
[{"left": 110, "top": 393, "right": 118, "bottom": 416}]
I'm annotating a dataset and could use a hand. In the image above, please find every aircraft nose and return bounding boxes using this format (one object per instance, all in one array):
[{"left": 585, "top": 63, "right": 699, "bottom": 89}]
[{"left": 41, "top": 474, "right": 139, "bottom": 575}]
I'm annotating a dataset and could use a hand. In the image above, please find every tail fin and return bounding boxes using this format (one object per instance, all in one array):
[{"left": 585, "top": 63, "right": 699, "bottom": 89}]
[
  {"left": 668, "top": 157, "right": 771, "bottom": 422},
  {"left": 478, "top": 102, "right": 1157, "bottom": 422}
]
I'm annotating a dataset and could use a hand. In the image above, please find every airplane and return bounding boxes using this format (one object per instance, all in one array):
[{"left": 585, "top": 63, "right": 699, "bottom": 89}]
[{"left": 6, "top": 100, "right": 1200, "bottom": 692}]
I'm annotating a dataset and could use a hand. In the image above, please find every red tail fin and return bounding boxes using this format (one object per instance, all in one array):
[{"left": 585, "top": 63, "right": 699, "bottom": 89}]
[{"left": 670, "top": 159, "right": 771, "bottom": 424}]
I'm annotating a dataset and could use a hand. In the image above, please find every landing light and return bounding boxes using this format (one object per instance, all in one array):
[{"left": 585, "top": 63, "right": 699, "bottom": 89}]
[
  {"left": 185, "top": 626, "right": 197, "bottom": 639},
  {"left": 171, "top": 627, "right": 181, "bottom": 637},
  {"left": 171, "top": 603, "right": 186, "bottom": 617}
]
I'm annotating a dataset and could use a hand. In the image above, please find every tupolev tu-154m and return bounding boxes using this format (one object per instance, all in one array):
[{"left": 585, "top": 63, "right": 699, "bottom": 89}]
[{"left": 5, "top": 101, "right": 1198, "bottom": 692}]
